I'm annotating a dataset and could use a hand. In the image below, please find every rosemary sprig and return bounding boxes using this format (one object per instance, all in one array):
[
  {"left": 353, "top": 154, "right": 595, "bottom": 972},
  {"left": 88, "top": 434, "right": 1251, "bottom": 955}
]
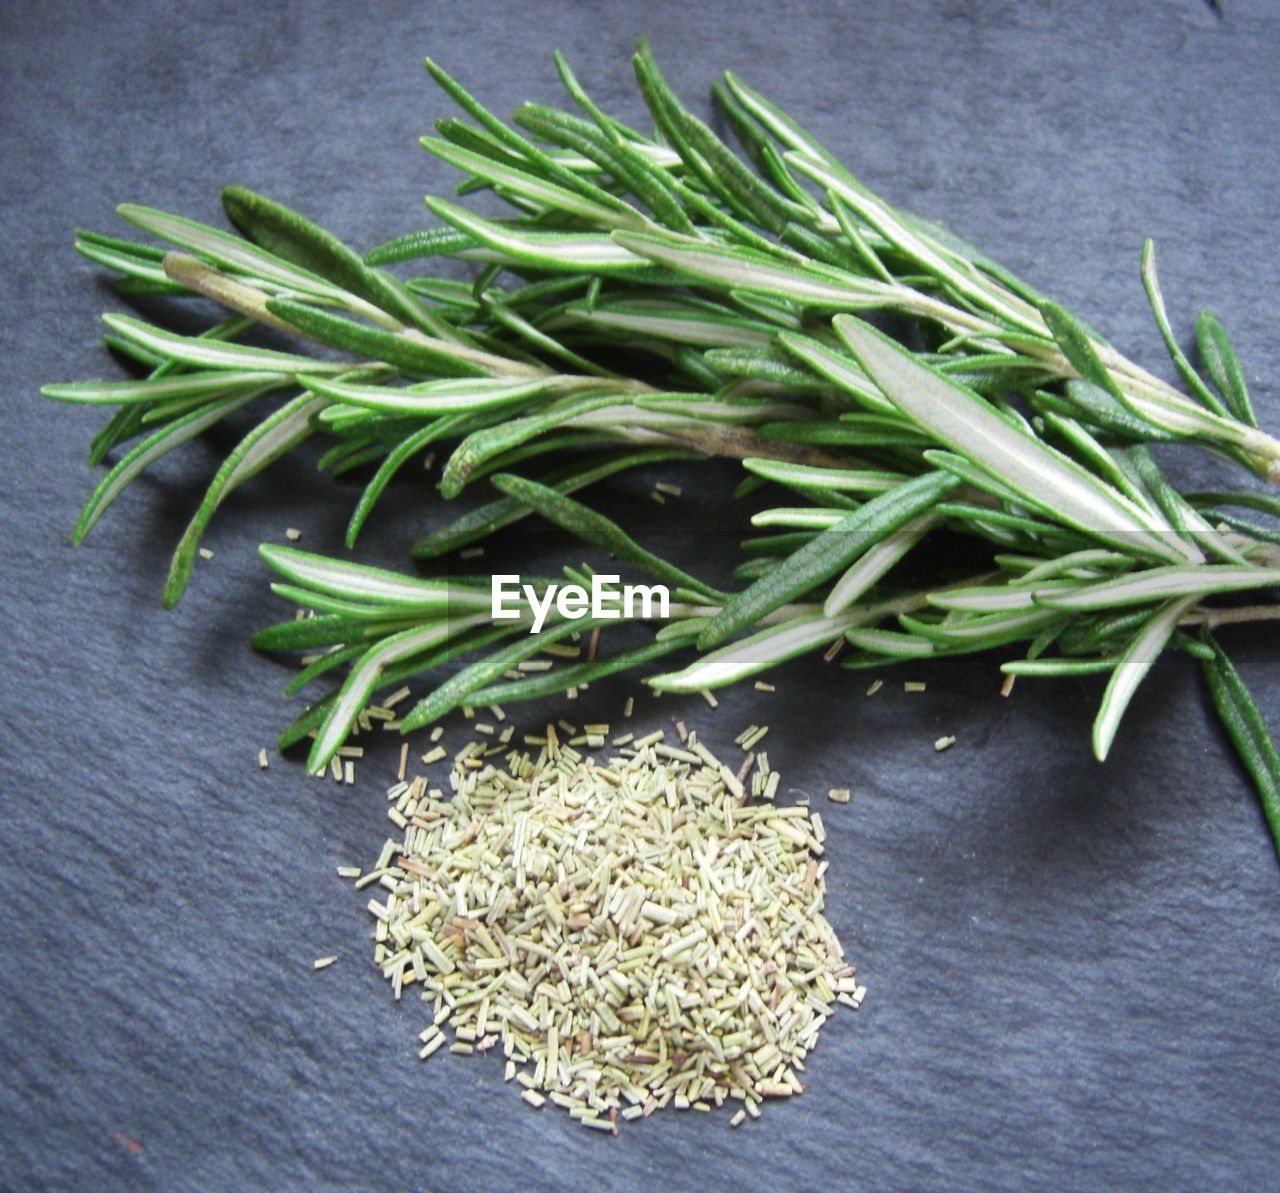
[{"left": 46, "top": 46, "right": 1280, "bottom": 860}]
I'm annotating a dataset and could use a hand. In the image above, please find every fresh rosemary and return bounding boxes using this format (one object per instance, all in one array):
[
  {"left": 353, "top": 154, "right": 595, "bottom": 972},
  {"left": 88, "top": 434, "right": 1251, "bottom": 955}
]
[{"left": 45, "top": 43, "right": 1280, "bottom": 857}]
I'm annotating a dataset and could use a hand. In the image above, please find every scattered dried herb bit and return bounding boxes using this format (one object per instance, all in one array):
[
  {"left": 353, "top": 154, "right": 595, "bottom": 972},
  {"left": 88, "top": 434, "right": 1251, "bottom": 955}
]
[{"left": 364, "top": 724, "right": 860, "bottom": 1128}]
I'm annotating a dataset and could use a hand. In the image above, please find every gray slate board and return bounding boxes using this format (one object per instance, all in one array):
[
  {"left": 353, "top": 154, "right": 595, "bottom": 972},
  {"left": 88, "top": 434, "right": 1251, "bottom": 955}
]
[{"left": 2, "top": 1, "right": 1278, "bottom": 1189}]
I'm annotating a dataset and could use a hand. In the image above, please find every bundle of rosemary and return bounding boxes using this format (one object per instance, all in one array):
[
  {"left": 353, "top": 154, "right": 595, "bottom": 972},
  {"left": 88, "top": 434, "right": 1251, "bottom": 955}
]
[
  {"left": 366, "top": 721, "right": 854, "bottom": 1129},
  {"left": 45, "top": 43, "right": 1280, "bottom": 855}
]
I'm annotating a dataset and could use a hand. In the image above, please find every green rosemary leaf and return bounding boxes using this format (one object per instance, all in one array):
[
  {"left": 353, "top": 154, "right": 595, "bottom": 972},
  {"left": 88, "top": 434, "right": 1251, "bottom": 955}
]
[
  {"left": 750, "top": 507, "right": 847, "bottom": 531},
  {"left": 1195, "top": 309, "right": 1257, "bottom": 428},
  {"left": 252, "top": 612, "right": 422, "bottom": 653},
  {"left": 345, "top": 420, "right": 468, "bottom": 548},
  {"left": 1093, "top": 594, "right": 1199, "bottom": 761},
  {"left": 364, "top": 226, "right": 482, "bottom": 266},
  {"left": 831, "top": 315, "right": 1197, "bottom": 564},
  {"left": 438, "top": 391, "right": 626, "bottom": 498},
  {"left": 773, "top": 336, "right": 898, "bottom": 416},
  {"left": 825, "top": 514, "right": 934, "bottom": 615},
  {"left": 514, "top": 103, "right": 696, "bottom": 235},
  {"left": 562, "top": 298, "right": 777, "bottom": 349},
  {"left": 85, "top": 318, "right": 255, "bottom": 463},
  {"left": 71, "top": 388, "right": 267, "bottom": 542},
  {"left": 613, "top": 230, "right": 897, "bottom": 310},
  {"left": 1013, "top": 548, "right": 1131, "bottom": 585},
  {"left": 43, "top": 369, "right": 280, "bottom": 406},
  {"left": 789, "top": 153, "right": 1043, "bottom": 336},
  {"left": 703, "top": 347, "right": 829, "bottom": 387},
  {"left": 898, "top": 607, "right": 1064, "bottom": 650},
  {"left": 412, "top": 449, "right": 697, "bottom": 558},
  {"left": 268, "top": 583, "right": 417, "bottom": 621},
  {"left": 742, "top": 459, "right": 905, "bottom": 495},
  {"left": 1200, "top": 632, "right": 1280, "bottom": 856},
  {"left": 101, "top": 313, "right": 349, "bottom": 375},
  {"left": 1001, "top": 656, "right": 1119, "bottom": 676},
  {"left": 486, "top": 299, "right": 618, "bottom": 379},
  {"left": 1037, "top": 413, "right": 1153, "bottom": 514},
  {"left": 404, "top": 276, "right": 484, "bottom": 313},
  {"left": 163, "top": 393, "right": 330, "bottom": 608},
  {"left": 422, "top": 136, "right": 646, "bottom": 230},
  {"left": 259, "top": 544, "right": 490, "bottom": 613},
  {"left": 652, "top": 609, "right": 862, "bottom": 692},
  {"left": 759, "top": 421, "right": 913, "bottom": 452},
  {"left": 75, "top": 237, "right": 189, "bottom": 291},
  {"left": 117, "top": 204, "right": 354, "bottom": 304},
  {"left": 401, "top": 617, "right": 601, "bottom": 730},
  {"left": 921, "top": 448, "right": 1035, "bottom": 509},
  {"left": 491, "top": 473, "right": 727, "bottom": 600},
  {"left": 283, "top": 643, "right": 366, "bottom": 696},
  {"left": 265, "top": 298, "right": 488, "bottom": 379},
  {"left": 433, "top": 116, "right": 535, "bottom": 174},
  {"left": 710, "top": 77, "right": 773, "bottom": 169},
  {"left": 741, "top": 531, "right": 816, "bottom": 556},
  {"left": 468, "top": 636, "right": 688, "bottom": 707},
  {"left": 99, "top": 335, "right": 165, "bottom": 373},
  {"left": 934, "top": 352, "right": 1059, "bottom": 394},
  {"left": 221, "top": 186, "right": 426, "bottom": 330},
  {"left": 1038, "top": 300, "right": 1128, "bottom": 403},
  {"left": 453, "top": 426, "right": 608, "bottom": 478},
  {"left": 734, "top": 557, "right": 779, "bottom": 581},
  {"left": 1051, "top": 380, "right": 1183, "bottom": 444},
  {"left": 1035, "top": 565, "right": 1280, "bottom": 613},
  {"left": 1185, "top": 491, "right": 1280, "bottom": 520},
  {"left": 423, "top": 57, "right": 634, "bottom": 214},
  {"left": 698, "top": 470, "right": 958, "bottom": 648},
  {"left": 842, "top": 626, "right": 937, "bottom": 658},
  {"left": 1140, "top": 240, "right": 1231, "bottom": 419},
  {"left": 298, "top": 373, "right": 560, "bottom": 416},
  {"left": 77, "top": 227, "right": 168, "bottom": 262},
  {"left": 1126, "top": 446, "right": 1251, "bottom": 566},
  {"left": 1204, "top": 511, "right": 1280, "bottom": 549},
  {"left": 633, "top": 41, "right": 806, "bottom": 235},
  {"left": 87, "top": 405, "right": 148, "bottom": 467},
  {"left": 427, "top": 198, "right": 647, "bottom": 273},
  {"left": 633, "top": 393, "right": 804, "bottom": 424},
  {"left": 826, "top": 190, "right": 895, "bottom": 283},
  {"left": 928, "top": 580, "right": 1078, "bottom": 614},
  {"left": 720, "top": 71, "right": 846, "bottom": 174},
  {"left": 309, "top": 614, "right": 491, "bottom": 770},
  {"left": 552, "top": 49, "right": 650, "bottom": 145}
]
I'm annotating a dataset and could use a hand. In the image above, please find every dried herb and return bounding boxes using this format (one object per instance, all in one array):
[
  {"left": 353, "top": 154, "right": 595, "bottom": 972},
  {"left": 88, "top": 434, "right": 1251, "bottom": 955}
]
[{"left": 364, "top": 721, "right": 858, "bottom": 1128}]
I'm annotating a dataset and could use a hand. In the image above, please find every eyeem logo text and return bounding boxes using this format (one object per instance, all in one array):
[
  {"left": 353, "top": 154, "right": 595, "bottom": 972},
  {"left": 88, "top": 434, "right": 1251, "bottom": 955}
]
[{"left": 491, "top": 574, "right": 670, "bottom": 634}]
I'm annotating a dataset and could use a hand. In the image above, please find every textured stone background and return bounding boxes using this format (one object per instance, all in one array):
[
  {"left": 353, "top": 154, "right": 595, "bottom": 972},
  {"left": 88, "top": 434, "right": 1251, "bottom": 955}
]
[{"left": 2, "top": 1, "right": 1278, "bottom": 1189}]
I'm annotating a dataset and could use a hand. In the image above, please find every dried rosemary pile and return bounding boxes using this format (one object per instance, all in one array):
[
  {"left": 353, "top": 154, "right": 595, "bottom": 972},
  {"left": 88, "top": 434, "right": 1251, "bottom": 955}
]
[{"left": 363, "top": 722, "right": 857, "bottom": 1130}]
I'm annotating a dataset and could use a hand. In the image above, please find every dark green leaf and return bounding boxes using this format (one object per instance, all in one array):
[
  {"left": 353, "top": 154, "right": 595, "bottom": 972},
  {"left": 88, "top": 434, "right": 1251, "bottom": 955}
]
[
  {"left": 491, "top": 473, "right": 726, "bottom": 600},
  {"left": 1195, "top": 310, "right": 1257, "bottom": 428},
  {"left": 1201, "top": 631, "right": 1280, "bottom": 860},
  {"left": 697, "top": 470, "right": 958, "bottom": 648}
]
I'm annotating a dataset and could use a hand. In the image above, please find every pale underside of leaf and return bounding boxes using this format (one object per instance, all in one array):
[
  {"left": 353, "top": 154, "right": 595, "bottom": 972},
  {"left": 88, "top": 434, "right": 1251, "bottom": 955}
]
[{"left": 832, "top": 316, "right": 1199, "bottom": 565}]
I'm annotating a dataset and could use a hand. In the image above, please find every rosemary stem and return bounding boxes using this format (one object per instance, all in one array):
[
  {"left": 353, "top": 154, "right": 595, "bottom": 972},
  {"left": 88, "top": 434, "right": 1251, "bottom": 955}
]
[{"left": 1184, "top": 604, "right": 1280, "bottom": 630}]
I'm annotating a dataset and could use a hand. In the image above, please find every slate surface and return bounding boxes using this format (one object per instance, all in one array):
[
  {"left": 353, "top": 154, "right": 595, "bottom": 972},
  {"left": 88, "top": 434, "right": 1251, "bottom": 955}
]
[{"left": 2, "top": 1, "right": 1278, "bottom": 1189}]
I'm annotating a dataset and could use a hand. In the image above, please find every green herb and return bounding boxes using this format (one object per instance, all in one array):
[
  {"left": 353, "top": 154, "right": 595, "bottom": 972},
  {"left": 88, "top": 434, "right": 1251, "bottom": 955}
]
[{"left": 46, "top": 44, "right": 1280, "bottom": 861}]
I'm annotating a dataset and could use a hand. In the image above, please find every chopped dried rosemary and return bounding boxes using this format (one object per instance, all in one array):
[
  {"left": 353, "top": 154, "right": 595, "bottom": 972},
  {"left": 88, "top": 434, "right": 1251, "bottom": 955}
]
[{"left": 364, "top": 722, "right": 859, "bottom": 1127}]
